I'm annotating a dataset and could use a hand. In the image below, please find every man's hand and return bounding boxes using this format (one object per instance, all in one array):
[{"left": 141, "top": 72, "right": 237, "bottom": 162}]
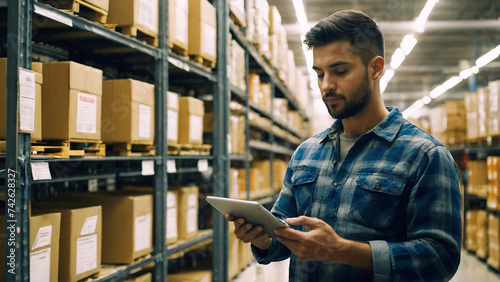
[
  {"left": 275, "top": 216, "right": 373, "bottom": 271},
  {"left": 225, "top": 214, "right": 273, "bottom": 250}
]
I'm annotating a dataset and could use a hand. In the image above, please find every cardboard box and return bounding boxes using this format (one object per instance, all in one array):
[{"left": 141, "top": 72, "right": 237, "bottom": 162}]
[
  {"left": 178, "top": 97, "right": 204, "bottom": 145},
  {"left": 167, "top": 270, "right": 212, "bottom": 282},
  {"left": 488, "top": 80, "right": 500, "bottom": 136},
  {"left": 467, "top": 160, "right": 489, "bottom": 197},
  {"left": 32, "top": 203, "right": 102, "bottom": 282},
  {"left": 476, "top": 210, "right": 488, "bottom": 259},
  {"left": 167, "top": 91, "right": 179, "bottom": 144},
  {"left": 108, "top": 0, "right": 158, "bottom": 36},
  {"left": 268, "top": 5, "right": 281, "bottom": 35},
  {"left": 51, "top": 192, "right": 153, "bottom": 264},
  {"left": 120, "top": 185, "right": 179, "bottom": 245},
  {"left": 228, "top": 223, "right": 240, "bottom": 280},
  {"left": 229, "top": 115, "right": 245, "bottom": 154},
  {"left": 102, "top": 79, "right": 155, "bottom": 143},
  {"left": 125, "top": 272, "right": 152, "bottom": 282},
  {"left": 173, "top": 186, "right": 199, "bottom": 240},
  {"left": 229, "top": 0, "right": 246, "bottom": 28},
  {"left": 169, "top": 0, "right": 189, "bottom": 50},
  {"left": 188, "top": 0, "right": 217, "bottom": 63},
  {"left": 1, "top": 212, "right": 61, "bottom": 282},
  {"left": 42, "top": 61, "right": 103, "bottom": 141},
  {"left": 466, "top": 210, "right": 478, "bottom": 251},
  {"left": 273, "top": 158, "right": 288, "bottom": 191},
  {"left": 0, "top": 59, "right": 43, "bottom": 141}
]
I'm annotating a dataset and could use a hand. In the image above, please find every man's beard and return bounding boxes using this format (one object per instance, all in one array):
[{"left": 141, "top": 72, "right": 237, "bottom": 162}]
[{"left": 323, "top": 71, "right": 372, "bottom": 120}]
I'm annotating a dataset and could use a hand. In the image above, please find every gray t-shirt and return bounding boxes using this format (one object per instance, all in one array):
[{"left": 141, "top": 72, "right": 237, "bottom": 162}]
[{"left": 338, "top": 132, "right": 362, "bottom": 166}]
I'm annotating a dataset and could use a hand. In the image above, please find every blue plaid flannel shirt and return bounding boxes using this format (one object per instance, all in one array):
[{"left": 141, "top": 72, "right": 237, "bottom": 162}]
[{"left": 252, "top": 107, "right": 462, "bottom": 281}]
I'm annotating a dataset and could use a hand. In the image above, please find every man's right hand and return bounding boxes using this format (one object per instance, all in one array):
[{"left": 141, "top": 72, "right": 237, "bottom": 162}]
[{"left": 225, "top": 213, "right": 273, "bottom": 250}]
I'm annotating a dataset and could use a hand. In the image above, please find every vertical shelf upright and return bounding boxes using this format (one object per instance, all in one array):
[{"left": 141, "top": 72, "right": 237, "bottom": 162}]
[
  {"left": 5, "top": 0, "right": 33, "bottom": 281},
  {"left": 212, "top": 0, "right": 230, "bottom": 281}
]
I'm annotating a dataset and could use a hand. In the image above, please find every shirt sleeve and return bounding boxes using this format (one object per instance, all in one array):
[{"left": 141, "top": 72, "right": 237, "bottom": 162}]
[{"left": 387, "top": 146, "right": 462, "bottom": 281}]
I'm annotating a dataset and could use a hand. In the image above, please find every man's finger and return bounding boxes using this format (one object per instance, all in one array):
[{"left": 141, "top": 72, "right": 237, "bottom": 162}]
[{"left": 286, "top": 215, "right": 322, "bottom": 227}]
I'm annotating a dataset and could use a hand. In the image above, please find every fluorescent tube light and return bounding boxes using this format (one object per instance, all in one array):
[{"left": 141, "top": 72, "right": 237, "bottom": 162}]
[
  {"left": 292, "top": 0, "right": 308, "bottom": 34},
  {"left": 475, "top": 47, "right": 500, "bottom": 68},
  {"left": 416, "top": 0, "right": 438, "bottom": 28},
  {"left": 422, "top": 96, "right": 432, "bottom": 104},
  {"left": 429, "top": 85, "right": 447, "bottom": 99},
  {"left": 459, "top": 68, "right": 473, "bottom": 79},
  {"left": 442, "top": 76, "right": 463, "bottom": 89},
  {"left": 400, "top": 34, "right": 417, "bottom": 55},
  {"left": 390, "top": 48, "right": 406, "bottom": 69}
]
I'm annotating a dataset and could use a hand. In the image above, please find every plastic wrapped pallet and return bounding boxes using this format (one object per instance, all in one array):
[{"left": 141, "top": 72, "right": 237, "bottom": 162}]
[
  {"left": 478, "top": 87, "right": 489, "bottom": 138},
  {"left": 466, "top": 210, "right": 478, "bottom": 251},
  {"left": 465, "top": 91, "right": 479, "bottom": 141},
  {"left": 487, "top": 213, "right": 500, "bottom": 269},
  {"left": 476, "top": 210, "right": 488, "bottom": 259},
  {"left": 488, "top": 80, "right": 500, "bottom": 136}
]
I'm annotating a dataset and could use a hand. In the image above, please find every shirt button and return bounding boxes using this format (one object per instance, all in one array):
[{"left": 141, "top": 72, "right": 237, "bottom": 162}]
[
  {"left": 333, "top": 182, "right": 338, "bottom": 187},
  {"left": 374, "top": 184, "right": 381, "bottom": 190},
  {"left": 329, "top": 213, "right": 335, "bottom": 218}
]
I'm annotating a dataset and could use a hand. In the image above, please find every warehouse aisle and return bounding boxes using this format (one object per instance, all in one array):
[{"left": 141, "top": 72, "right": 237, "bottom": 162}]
[{"left": 451, "top": 251, "right": 500, "bottom": 281}]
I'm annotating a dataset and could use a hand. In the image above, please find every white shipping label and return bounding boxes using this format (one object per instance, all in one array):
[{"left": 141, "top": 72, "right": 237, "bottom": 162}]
[
  {"left": 167, "top": 110, "right": 179, "bottom": 141},
  {"left": 175, "top": 9, "right": 188, "bottom": 46},
  {"left": 142, "top": 160, "right": 155, "bottom": 176},
  {"left": 167, "top": 92, "right": 179, "bottom": 109},
  {"left": 166, "top": 208, "right": 178, "bottom": 240},
  {"left": 19, "top": 68, "right": 36, "bottom": 99},
  {"left": 187, "top": 207, "right": 198, "bottom": 233},
  {"left": 76, "top": 234, "right": 97, "bottom": 275},
  {"left": 32, "top": 225, "right": 52, "bottom": 250},
  {"left": 138, "top": 0, "right": 158, "bottom": 33},
  {"left": 31, "top": 162, "right": 52, "bottom": 181},
  {"left": 30, "top": 248, "right": 51, "bottom": 282},
  {"left": 167, "top": 191, "right": 176, "bottom": 208},
  {"left": 187, "top": 193, "right": 197, "bottom": 207},
  {"left": 76, "top": 93, "right": 97, "bottom": 134},
  {"left": 19, "top": 96, "right": 35, "bottom": 132},
  {"left": 138, "top": 104, "right": 151, "bottom": 138},
  {"left": 167, "top": 159, "right": 177, "bottom": 173},
  {"left": 134, "top": 213, "right": 152, "bottom": 252},
  {"left": 189, "top": 115, "right": 203, "bottom": 142},
  {"left": 197, "top": 159, "right": 208, "bottom": 172},
  {"left": 80, "top": 215, "right": 98, "bottom": 236},
  {"left": 202, "top": 23, "right": 216, "bottom": 58}
]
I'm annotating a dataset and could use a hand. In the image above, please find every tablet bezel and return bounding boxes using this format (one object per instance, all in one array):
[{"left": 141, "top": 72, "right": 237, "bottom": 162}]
[{"left": 206, "top": 196, "right": 288, "bottom": 238}]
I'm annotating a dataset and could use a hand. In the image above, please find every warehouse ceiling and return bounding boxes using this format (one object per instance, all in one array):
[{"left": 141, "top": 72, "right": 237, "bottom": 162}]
[{"left": 268, "top": 0, "right": 500, "bottom": 112}]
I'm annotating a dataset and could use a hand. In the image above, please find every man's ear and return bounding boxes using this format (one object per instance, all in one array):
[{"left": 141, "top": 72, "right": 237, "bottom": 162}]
[{"left": 369, "top": 56, "right": 385, "bottom": 80}]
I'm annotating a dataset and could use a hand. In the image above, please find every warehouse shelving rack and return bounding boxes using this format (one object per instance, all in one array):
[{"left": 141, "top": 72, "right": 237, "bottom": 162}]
[{"left": 2, "top": 0, "right": 308, "bottom": 281}]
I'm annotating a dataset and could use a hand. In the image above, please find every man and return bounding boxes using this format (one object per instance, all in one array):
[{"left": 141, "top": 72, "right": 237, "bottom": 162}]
[{"left": 226, "top": 10, "right": 462, "bottom": 281}]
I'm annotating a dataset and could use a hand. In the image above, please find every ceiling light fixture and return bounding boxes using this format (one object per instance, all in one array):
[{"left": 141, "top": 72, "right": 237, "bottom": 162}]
[
  {"left": 400, "top": 34, "right": 418, "bottom": 55},
  {"left": 390, "top": 48, "right": 406, "bottom": 69},
  {"left": 403, "top": 44, "right": 500, "bottom": 118},
  {"left": 415, "top": 0, "right": 438, "bottom": 30}
]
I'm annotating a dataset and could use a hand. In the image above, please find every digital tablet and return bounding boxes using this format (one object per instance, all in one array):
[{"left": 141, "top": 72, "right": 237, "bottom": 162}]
[{"left": 206, "top": 196, "right": 288, "bottom": 238}]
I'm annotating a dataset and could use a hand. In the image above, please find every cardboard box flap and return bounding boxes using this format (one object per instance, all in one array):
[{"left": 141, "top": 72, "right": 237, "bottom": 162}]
[{"left": 179, "top": 97, "right": 204, "bottom": 115}]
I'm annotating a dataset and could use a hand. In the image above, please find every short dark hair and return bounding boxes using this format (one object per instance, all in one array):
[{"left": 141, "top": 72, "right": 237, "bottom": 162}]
[{"left": 303, "top": 10, "right": 384, "bottom": 65}]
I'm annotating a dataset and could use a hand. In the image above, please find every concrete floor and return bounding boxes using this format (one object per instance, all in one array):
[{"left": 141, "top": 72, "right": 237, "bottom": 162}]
[{"left": 450, "top": 251, "right": 500, "bottom": 281}]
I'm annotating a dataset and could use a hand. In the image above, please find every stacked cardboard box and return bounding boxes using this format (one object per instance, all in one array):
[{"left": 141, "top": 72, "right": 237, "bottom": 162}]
[
  {"left": 429, "top": 100, "right": 466, "bottom": 146},
  {"left": 488, "top": 80, "right": 500, "bottom": 136},
  {"left": 476, "top": 210, "right": 488, "bottom": 259},
  {"left": 188, "top": 0, "right": 217, "bottom": 65},
  {"left": 229, "top": 115, "right": 246, "bottom": 154},
  {"left": 478, "top": 87, "right": 489, "bottom": 138},
  {"left": 172, "top": 186, "right": 199, "bottom": 240},
  {"left": 32, "top": 203, "right": 102, "bottom": 282},
  {"left": 169, "top": 0, "right": 189, "bottom": 51},
  {"left": 268, "top": 5, "right": 281, "bottom": 68},
  {"left": 487, "top": 156, "right": 500, "bottom": 210},
  {"left": 178, "top": 97, "right": 204, "bottom": 145},
  {"left": 273, "top": 98, "right": 289, "bottom": 125},
  {"left": 468, "top": 160, "right": 489, "bottom": 198},
  {"left": 108, "top": 0, "right": 159, "bottom": 38},
  {"left": 249, "top": 159, "right": 272, "bottom": 197},
  {"left": 167, "top": 91, "right": 180, "bottom": 144},
  {"left": 229, "top": 0, "right": 246, "bottom": 27},
  {"left": 228, "top": 223, "right": 240, "bottom": 280},
  {"left": 230, "top": 39, "right": 246, "bottom": 92},
  {"left": 102, "top": 79, "right": 155, "bottom": 144},
  {"left": 168, "top": 270, "right": 212, "bottom": 282},
  {"left": 488, "top": 213, "right": 500, "bottom": 269},
  {"left": 465, "top": 91, "right": 480, "bottom": 141},
  {"left": 466, "top": 210, "right": 478, "bottom": 251},
  {"left": 42, "top": 61, "right": 103, "bottom": 141},
  {"left": 273, "top": 158, "right": 288, "bottom": 192},
  {"left": 1, "top": 212, "right": 61, "bottom": 282},
  {"left": 0, "top": 59, "right": 43, "bottom": 141},
  {"left": 248, "top": 0, "right": 270, "bottom": 60},
  {"left": 50, "top": 192, "right": 153, "bottom": 264}
]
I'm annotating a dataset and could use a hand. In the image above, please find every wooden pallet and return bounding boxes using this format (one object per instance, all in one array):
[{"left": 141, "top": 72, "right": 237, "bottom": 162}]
[
  {"left": 189, "top": 55, "right": 216, "bottom": 69},
  {"left": 33, "top": 140, "right": 105, "bottom": 158},
  {"left": 169, "top": 41, "right": 188, "bottom": 58},
  {"left": 40, "top": 0, "right": 108, "bottom": 24},
  {"left": 167, "top": 143, "right": 212, "bottom": 156},
  {"left": 115, "top": 25, "right": 158, "bottom": 47},
  {"left": 106, "top": 142, "right": 156, "bottom": 157}
]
